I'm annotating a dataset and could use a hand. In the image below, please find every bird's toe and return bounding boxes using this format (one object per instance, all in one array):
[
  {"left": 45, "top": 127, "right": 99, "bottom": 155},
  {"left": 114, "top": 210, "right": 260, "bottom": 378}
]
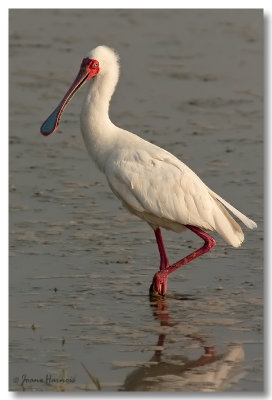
[{"left": 149, "top": 270, "right": 168, "bottom": 297}]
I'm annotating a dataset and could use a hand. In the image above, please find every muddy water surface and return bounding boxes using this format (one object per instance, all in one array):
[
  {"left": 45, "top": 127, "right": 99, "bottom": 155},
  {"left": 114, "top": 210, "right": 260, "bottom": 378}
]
[{"left": 9, "top": 9, "right": 263, "bottom": 391}]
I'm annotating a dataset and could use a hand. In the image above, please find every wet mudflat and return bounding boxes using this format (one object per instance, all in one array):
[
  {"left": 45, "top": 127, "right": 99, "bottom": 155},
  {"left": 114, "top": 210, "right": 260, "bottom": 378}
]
[{"left": 9, "top": 9, "right": 263, "bottom": 391}]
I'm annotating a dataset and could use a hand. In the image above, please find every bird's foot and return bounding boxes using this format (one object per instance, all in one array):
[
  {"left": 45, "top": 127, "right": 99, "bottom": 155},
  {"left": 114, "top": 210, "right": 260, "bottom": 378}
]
[{"left": 149, "top": 270, "right": 169, "bottom": 297}]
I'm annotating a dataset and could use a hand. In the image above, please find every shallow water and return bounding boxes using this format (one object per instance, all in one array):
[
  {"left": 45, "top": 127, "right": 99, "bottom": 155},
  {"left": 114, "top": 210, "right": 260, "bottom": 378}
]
[{"left": 9, "top": 9, "right": 263, "bottom": 392}]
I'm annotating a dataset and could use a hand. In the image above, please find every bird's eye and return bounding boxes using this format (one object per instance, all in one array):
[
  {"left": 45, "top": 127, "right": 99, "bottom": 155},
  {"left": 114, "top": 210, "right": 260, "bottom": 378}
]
[{"left": 92, "top": 62, "right": 98, "bottom": 68}]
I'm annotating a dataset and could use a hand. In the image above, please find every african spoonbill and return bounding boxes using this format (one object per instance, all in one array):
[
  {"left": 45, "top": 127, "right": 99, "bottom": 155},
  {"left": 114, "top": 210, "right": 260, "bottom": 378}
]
[{"left": 41, "top": 45, "right": 257, "bottom": 296}]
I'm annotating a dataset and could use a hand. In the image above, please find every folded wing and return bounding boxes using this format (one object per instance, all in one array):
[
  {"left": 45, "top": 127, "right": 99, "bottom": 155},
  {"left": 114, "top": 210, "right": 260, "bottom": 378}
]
[{"left": 105, "top": 146, "right": 256, "bottom": 247}]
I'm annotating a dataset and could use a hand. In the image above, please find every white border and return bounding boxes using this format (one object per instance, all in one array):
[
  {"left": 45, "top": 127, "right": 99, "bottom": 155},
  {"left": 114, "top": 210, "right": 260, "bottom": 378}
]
[{"left": 4, "top": 2, "right": 269, "bottom": 399}]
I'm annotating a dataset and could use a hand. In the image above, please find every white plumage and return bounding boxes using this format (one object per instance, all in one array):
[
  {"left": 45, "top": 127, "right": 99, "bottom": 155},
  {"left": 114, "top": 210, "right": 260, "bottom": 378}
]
[
  {"left": 80, "top": 46, "right": 256, "bottom": 247},
  {"left": 41, "top": 45, "right": 257, "bottom": 296}
]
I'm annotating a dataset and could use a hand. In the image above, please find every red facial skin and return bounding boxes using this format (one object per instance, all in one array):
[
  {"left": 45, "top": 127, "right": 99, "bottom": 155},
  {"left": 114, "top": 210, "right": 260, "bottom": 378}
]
[
  {"left": 81, "top": 58, "right": 100, "bottom": 80},
  {"left": 40, "top": 58, "right": 99, "bottom": 136}
]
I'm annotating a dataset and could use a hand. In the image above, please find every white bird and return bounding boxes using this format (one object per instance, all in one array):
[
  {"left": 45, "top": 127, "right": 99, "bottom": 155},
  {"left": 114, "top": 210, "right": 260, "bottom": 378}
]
[{"left": 41, "top": 45, "right": 257, "bottom": 296}]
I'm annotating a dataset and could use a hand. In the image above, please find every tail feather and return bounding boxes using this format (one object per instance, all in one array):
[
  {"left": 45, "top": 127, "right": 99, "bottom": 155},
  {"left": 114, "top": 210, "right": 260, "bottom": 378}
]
[
  {"left": 208, "top": 189, "right": 257, "bottom": 229},
  {"left": 207, "top": 189, "right": 257, "bottom": 248},
  {"left": 213, "top": 201, "right": 245, "bottom": 247}
]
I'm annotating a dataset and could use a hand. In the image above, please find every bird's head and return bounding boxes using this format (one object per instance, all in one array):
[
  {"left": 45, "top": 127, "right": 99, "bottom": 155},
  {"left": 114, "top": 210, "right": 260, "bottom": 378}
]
[{"left": 40, "top": 45, "right": 118, "bottom": 136}]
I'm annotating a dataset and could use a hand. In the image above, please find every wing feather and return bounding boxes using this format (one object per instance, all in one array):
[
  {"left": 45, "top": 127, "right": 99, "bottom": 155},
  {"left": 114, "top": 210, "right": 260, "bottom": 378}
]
[
  {"left": 105, "top": 141, "right": 256, "bottom": 247},
  {"left": 106, "top": 149, "right": 215, "bottom": 229}
]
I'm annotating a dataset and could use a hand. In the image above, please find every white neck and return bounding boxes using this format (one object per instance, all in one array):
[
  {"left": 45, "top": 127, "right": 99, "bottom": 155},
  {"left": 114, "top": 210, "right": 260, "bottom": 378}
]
[{"left": 80, "top": 69, "right": 119, "bottom": 171}]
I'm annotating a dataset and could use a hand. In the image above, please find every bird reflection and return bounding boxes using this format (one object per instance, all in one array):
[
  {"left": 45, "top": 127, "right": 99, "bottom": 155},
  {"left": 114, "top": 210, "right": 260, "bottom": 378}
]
[{"left": 121, "top": 296, "right": 244, "bottom": 392}]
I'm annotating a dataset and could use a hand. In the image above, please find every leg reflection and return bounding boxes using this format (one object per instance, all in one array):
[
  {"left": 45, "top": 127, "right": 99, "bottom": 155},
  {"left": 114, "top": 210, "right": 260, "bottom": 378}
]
[{"left": 121, "top": 296, "right": 244, "bottom": 391}]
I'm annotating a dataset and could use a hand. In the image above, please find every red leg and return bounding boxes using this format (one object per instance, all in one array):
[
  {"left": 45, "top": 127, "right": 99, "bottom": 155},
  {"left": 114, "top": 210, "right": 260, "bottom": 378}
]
[
  {"left": 154, "top": 228, "right": 170, "bottom": 270},
  {"left": 150, "top": 225, "right": 216, "bottom": 296},
  {"left": 168, "top": 225, "right": 216, "bottom": 274}
]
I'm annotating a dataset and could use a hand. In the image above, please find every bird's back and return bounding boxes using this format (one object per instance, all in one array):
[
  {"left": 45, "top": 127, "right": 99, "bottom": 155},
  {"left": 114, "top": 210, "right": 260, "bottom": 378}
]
[{"left": 105, "top": 129, "right": 256, "bottom": 247}]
